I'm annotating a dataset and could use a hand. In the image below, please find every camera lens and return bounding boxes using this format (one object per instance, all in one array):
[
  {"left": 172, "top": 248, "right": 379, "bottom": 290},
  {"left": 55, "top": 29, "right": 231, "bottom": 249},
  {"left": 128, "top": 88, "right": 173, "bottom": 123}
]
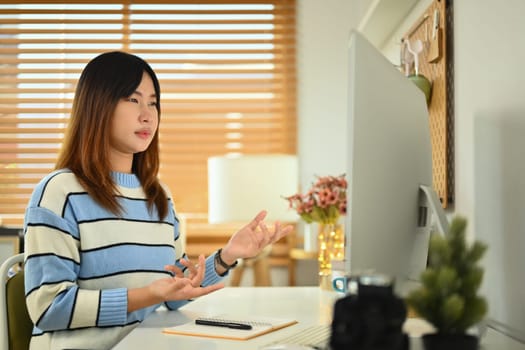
[
  {"left": 359, "top": 274, "right": 392, "bottom": 287},
  {"left": 358, "top": 274, "right": 394, "bottom": 297}
]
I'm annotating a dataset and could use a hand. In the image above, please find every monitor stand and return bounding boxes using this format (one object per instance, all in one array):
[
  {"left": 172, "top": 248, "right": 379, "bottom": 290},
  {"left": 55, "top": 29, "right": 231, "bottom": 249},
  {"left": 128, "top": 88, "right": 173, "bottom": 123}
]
[
  {"left": 399, "top": 185, "right": 450, "bottom": 297},
  {"left": 419, "top": 185, "right": 449, "bottom": 236}
]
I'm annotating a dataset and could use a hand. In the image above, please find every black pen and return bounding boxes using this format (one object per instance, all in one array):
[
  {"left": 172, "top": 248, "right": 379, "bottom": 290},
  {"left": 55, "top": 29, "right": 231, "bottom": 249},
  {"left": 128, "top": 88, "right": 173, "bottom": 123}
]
[{"left": 195, "top": 319, "right": 253, "bottom": 330}]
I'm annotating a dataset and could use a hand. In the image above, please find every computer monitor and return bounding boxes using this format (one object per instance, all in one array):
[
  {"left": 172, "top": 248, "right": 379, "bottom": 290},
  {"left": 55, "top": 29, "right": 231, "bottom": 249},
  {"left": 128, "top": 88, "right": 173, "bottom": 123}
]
[{"left": 345, "top": 31, "right": 448, "bottom": 295}]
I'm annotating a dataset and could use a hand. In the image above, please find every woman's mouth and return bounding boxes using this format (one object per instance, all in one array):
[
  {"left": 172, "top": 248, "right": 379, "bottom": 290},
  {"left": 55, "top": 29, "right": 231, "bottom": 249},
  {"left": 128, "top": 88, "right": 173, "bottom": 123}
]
[{"left": 135, "top": 130, "right": 151, "bottom": 139}]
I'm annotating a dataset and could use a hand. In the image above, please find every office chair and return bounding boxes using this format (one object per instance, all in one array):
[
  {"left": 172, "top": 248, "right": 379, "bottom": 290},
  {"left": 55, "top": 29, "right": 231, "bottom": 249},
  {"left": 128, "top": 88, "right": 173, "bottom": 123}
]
[{"left": 0, "top": 253, "right": 33, "bottom": 350}]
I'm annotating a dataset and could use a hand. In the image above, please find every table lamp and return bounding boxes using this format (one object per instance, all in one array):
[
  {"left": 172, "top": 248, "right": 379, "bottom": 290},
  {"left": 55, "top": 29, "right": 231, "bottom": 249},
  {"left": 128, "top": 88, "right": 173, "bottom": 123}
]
[{"left": 207, "top": 154, "right": 299, "bottom": 286}]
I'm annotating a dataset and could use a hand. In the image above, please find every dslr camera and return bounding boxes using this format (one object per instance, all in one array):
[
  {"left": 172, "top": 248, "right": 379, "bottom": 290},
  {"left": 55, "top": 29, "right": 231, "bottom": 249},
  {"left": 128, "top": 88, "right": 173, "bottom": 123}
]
[{"left": 329, "top": 274, "right": 408, "bottom": 350}]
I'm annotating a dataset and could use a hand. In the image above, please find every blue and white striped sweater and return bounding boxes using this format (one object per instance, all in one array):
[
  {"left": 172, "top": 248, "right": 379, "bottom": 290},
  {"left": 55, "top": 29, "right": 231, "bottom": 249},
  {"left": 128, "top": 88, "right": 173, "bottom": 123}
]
[{"left": 24, "top": 169, "right": 224, "bottom": 349}]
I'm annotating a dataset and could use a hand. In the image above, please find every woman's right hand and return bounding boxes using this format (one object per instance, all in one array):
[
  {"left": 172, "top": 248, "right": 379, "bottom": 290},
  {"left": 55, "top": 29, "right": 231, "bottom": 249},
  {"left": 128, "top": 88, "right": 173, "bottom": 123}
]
[
  {"left": 127, "top": 255, "right": 224, "bottom": 312},
  {"left": 149, "top": 275, "right": 224, "bottom": 303},
  {"left": 155, "top": 254, "right": 224, "bottom": 301}
]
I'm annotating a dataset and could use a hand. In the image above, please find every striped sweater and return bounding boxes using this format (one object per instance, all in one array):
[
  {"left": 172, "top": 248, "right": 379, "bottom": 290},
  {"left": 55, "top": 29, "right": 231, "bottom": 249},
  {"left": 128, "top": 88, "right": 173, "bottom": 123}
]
[{"left": 23, "top": 169, "right": 225, "bottom": 349}]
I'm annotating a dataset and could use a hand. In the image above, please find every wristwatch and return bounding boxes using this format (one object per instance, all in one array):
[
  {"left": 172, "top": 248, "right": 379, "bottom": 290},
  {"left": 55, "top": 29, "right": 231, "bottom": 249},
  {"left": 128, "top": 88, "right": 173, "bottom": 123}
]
[{"left": 215, "top": 248, "right": 238, "bottom": 275}]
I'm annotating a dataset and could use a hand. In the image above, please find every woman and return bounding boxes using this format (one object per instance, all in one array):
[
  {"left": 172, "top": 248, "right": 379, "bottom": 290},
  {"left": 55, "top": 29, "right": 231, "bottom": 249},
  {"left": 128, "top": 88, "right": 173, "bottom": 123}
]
[{"left": 23, "top": 51, "right": 291, "bottom": 349}]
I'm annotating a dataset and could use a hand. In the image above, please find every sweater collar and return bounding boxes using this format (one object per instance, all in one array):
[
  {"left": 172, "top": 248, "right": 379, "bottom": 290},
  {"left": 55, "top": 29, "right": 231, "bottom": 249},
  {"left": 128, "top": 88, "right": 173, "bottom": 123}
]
[{"left": 111, "top": 172, "right": 141, "bottom": 188}]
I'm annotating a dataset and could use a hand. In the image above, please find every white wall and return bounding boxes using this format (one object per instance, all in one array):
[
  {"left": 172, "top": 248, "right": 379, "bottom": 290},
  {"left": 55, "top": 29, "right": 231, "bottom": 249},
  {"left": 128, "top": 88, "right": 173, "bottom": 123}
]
[
  {"left": 454, "top": 0, "right": 525, "bottom": 340},
  {"left": 297, "top": 0, "right": 525, "bottom": 341},
  {"left": 297, "top": 0, "right": 369, "bottom": 189},
  {"left": 295, "top": 0, "right": 361, "bottom": 285}
]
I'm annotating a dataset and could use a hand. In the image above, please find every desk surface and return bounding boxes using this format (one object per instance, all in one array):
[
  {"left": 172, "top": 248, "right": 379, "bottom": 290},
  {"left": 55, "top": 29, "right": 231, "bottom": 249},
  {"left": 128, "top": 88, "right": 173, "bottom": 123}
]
[{"left": 114, "top": 287, "right": 525, "bottom": 350}]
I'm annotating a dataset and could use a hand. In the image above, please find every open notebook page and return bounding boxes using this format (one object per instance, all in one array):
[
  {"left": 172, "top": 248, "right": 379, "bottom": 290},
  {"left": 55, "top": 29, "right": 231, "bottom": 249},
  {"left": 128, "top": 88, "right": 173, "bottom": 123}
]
[{"left": 163, "top": 314, "right": 298, "bottom": 341}]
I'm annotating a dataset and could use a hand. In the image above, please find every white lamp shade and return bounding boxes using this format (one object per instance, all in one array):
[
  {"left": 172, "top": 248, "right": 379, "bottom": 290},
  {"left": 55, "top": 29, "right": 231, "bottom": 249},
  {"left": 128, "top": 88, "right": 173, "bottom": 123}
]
[{"left": 208, "top": 154, "right": 299, "bottom": 223}]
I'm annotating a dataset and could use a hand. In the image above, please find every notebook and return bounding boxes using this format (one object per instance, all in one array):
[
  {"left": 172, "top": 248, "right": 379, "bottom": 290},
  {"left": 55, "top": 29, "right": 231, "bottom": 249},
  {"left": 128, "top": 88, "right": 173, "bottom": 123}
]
[{"left": 163, "top": 314, "right": 298, "bottom": 341}]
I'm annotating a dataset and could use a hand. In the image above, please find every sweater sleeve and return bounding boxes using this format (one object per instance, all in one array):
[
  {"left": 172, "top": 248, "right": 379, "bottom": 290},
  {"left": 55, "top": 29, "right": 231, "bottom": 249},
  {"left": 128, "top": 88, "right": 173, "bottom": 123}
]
[
  {"left": 24, "top": 206, "right": 128, "bottom": 331},
  {"left": 164, "top": 208, "right": 227, "bottom": 310},
  {"left": 165, "top": 252, "right": 227, "bottom": 310}
]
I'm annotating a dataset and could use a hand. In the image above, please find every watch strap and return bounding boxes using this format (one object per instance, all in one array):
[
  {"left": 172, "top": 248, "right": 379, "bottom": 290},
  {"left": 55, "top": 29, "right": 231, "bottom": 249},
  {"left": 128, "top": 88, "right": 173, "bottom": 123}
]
[{"left": 215, "top": 248, "right": 238, "bottom": 270}]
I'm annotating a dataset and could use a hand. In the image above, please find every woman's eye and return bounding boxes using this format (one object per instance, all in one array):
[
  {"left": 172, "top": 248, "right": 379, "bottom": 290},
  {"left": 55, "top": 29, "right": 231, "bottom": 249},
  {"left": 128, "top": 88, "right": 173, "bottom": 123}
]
[
  {"left": 127, "top": 97, "right": 139, "bottom": 103},
  {"left": 148, "top": 101, "right": 157, "bottom": 107}
]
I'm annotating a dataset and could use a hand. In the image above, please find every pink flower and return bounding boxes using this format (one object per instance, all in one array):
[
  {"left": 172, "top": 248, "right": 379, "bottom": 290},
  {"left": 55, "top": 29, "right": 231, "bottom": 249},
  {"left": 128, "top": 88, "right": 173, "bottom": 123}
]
[{"left": 284, "top": 174, "right": 347, "bottom": 224}]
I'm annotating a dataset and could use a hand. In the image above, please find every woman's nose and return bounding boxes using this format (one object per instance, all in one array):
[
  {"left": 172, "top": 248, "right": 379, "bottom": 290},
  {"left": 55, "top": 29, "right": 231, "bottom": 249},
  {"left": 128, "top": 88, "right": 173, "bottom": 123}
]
[{"left": 140, "top": 105, "right": 152, "bottom": 123}]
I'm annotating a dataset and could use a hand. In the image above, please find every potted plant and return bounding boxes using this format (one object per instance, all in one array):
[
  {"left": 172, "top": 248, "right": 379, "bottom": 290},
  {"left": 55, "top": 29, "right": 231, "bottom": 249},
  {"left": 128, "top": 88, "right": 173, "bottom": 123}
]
[{"left": 406, "top": 216, "right": 488, "bottom": 350}]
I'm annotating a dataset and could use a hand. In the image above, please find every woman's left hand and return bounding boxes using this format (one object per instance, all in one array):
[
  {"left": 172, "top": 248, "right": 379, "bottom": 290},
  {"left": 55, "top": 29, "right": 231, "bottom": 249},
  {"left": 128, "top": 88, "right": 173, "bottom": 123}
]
[{"left": 219, "top": 210, "right": 293, "bottom": 264}]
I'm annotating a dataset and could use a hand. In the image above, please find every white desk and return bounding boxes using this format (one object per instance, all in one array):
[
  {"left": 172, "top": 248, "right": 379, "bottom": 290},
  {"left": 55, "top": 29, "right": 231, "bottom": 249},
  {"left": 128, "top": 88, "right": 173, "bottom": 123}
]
[{"left": 113, "top": 287, "right": 525, "bottom": 350}]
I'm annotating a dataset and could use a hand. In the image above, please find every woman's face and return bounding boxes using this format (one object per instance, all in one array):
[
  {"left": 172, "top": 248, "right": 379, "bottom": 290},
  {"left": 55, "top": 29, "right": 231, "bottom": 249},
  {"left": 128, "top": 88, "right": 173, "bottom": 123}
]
[{"left": 109, "top": 72, "right": 159, "bottom": 172}]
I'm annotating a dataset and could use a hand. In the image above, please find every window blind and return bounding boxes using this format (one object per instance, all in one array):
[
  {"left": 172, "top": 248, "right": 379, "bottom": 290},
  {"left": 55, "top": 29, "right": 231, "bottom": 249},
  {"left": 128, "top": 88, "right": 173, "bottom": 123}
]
[{"left": 0, "top": 0, "right": 297, "bottom": 227}]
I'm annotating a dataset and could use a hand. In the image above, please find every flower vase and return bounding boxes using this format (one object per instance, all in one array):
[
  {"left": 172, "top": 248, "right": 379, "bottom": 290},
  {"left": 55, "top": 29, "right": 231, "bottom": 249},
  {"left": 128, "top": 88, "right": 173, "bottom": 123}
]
[{"left": 317, "top": 221, "right": 345, "bottom": 290}]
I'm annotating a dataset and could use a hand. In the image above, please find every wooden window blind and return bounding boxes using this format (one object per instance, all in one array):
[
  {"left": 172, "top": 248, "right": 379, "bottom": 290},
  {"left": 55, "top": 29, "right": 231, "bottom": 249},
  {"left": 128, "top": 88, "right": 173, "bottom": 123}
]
[{"left": 0, "top": 0, "right": 297, "bottom": 228}]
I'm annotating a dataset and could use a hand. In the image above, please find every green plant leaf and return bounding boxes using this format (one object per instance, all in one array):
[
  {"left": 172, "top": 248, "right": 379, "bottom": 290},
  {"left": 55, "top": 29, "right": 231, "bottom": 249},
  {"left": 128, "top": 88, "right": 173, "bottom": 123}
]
[
  {"left": 436, "top": 267, "right": 459, "bottom": 296},
  {"left": 461, "top": 267, "right": 484, "bottom": 297},
  {"left": 428, "top": 234, "right": 450, "bottom": 267},
  {"left": 420, "top": 268, "right": 438, "bottom": 289},
  {"left": 328, "top": 205, "right": 339, "bottom": 221},
  {"left": 467, "top": 241, "right": 488, "bottom": 263},
  {"left": 456, "top": 296, "right": 488, "bottom": 332},
  {"left": 310, "top": 206, "right": 324, "bottom": 222},
  {"left": 406, "top": 288, "right": 437, "bottom": 326},
  {"left": 441, "top": 294, "right": 465, "bottom": 331},
  {"left": 300, "top": 213, "right": 313, "bottom": 224}
]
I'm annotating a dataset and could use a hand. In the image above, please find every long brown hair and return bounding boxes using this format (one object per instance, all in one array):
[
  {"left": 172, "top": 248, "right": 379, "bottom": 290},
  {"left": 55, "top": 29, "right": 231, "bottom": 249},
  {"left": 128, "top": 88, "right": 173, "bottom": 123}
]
[{"left": 56, "top": 51, "right": 168, "bottom": 219}]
